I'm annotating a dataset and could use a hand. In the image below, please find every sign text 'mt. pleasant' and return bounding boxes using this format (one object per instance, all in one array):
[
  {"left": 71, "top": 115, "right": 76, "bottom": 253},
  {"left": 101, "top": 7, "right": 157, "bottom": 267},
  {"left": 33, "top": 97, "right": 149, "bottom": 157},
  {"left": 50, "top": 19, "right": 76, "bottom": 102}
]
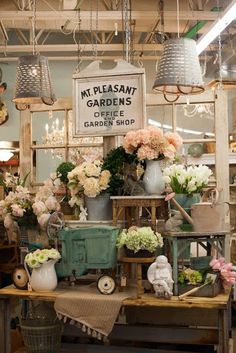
[{"left": 81, "top": 83, "right": 137, "bottom": 107}]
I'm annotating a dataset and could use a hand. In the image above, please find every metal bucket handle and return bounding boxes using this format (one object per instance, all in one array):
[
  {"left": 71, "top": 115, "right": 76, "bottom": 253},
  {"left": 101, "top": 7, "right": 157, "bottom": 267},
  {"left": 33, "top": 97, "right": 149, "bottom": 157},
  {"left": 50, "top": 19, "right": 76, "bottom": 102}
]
[{"left": 203, "top": 187, "right": 220, "bottom": 208}]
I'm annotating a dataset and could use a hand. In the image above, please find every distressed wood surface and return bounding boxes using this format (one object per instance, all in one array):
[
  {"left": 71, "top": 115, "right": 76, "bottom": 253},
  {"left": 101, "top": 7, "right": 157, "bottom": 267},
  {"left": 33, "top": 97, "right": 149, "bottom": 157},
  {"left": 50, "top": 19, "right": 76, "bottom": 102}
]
[{"left": 0, "top": 285, "right": 230, "bottom": 309}]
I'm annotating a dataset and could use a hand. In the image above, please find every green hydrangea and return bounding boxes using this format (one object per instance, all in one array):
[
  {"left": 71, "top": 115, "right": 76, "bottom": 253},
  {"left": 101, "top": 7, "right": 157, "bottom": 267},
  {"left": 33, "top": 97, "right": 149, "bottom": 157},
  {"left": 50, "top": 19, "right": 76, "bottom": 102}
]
[
  {"left": 116, "top": 226, "right": 163, "bottom": 253},
  {"left": 178, "top": 268, "right": 203, "bottom": 285}
]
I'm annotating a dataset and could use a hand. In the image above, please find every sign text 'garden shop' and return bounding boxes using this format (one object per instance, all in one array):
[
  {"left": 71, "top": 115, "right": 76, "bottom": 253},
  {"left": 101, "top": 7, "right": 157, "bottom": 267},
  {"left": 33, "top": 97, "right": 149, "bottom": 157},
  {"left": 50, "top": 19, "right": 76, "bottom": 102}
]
[{"left": 73, "top": 60, "right": 146, "bottom": 136}]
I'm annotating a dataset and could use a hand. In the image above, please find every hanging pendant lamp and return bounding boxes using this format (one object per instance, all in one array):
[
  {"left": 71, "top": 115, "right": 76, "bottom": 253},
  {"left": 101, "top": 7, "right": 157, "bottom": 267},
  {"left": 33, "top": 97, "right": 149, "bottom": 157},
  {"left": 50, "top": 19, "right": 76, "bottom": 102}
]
[
  {"left": 12, "top": 0, "right": 56, "bottom": 111},
  {"left": 12, "top": 55, "right": 56, "bottom": 110},
  {"left": 153, "top": 0, "right": 204, "bottom": 102},
  {"left": 153, "top": 38, "right": 204, "bottom": 102}
]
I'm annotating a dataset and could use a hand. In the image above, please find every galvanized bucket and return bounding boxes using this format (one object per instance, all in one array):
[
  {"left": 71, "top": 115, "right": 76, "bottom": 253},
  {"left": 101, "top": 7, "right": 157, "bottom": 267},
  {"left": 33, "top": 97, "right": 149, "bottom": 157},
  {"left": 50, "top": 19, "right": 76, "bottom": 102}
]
[{"left": 85, "top": 193, "right": 112, "bottom": 221}]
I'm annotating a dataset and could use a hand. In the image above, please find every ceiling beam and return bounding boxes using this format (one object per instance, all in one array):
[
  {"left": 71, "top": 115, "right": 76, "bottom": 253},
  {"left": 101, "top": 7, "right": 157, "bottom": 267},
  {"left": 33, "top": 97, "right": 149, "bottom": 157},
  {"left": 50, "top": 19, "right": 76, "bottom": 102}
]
[
  {"left": 0, "top": 10, "right": 220, "bottom": 21},
  {"left": 0, "top": 54, "right": 212, "bottom": 62},
  {"left": 0, "top": 43, "right": 218, "bottom": 53}
]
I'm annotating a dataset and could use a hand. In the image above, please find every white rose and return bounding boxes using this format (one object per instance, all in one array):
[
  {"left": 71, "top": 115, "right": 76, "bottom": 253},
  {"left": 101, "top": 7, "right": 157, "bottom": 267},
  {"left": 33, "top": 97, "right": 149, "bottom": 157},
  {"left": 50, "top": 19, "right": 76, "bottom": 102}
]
[{"left": 32, "top": 201, "right": 47, "bottom": 216}]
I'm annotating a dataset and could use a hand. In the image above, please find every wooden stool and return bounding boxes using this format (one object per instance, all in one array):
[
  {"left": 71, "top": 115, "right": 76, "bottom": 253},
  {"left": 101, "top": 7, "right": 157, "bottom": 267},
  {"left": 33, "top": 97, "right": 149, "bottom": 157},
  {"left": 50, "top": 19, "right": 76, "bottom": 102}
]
[{"left": 119, "top": 256, "right": 155, "bottom": 298}]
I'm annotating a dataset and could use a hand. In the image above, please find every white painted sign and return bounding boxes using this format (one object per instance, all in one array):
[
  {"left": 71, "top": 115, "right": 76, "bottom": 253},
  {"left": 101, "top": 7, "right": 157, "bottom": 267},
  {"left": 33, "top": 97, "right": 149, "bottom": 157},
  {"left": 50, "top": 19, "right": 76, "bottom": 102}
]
[{"left": 72, "top": 60, "right": 146, "bottom": 136}]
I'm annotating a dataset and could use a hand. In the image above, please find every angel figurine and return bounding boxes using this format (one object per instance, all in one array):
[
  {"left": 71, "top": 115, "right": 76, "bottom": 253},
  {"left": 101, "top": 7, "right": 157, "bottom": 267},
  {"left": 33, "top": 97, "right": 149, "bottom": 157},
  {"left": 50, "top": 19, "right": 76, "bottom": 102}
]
[
  {"left": 147, "top": 255, "right": 174, "bottom": 299},
  {"left": 79, "top": 206, "right": 88, "bottom": 221}
]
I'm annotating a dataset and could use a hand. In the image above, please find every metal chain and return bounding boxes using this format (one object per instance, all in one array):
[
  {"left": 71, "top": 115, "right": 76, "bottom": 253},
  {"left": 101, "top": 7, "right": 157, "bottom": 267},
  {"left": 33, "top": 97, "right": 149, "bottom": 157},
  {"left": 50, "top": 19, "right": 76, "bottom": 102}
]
[
  {"left": 32, "top": 0, "right": 36, "bottom": 54},
  {"left": 217, "top": 0, "right": 223, "bottom": 88},
  {"left": 124, "top": 0, "right": 131, "bottom": 62},
  {"left": 176, "top": 0, "right": 180, "bottom": 38},
  {"left": 75, "top": 8, "right": 81, "bottom": 73},
  {"left": 90, "top": 0, "right": 98, "bottom": 59}
]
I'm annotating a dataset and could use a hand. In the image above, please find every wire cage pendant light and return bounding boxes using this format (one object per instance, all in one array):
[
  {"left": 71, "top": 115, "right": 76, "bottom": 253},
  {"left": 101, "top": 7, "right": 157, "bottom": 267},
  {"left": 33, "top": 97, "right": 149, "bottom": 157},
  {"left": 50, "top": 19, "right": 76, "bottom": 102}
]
[
  {"left": 153, "top": 0, "right": 204, "bottom": 102},
  {"left": 12, "top": 0, "right": 56, "bottom": 110},
  {"left": 153, "top": 38, "right": 204, "bottom": 102},
  {"left": 12, "top": 55, "right": 56, "bottom": 110}
]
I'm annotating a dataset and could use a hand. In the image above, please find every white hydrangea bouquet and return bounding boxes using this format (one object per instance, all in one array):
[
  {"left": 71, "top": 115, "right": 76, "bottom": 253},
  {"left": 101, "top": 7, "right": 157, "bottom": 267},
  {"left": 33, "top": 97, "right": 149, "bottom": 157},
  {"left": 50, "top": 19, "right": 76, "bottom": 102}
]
[
  {"left": 32, "top": 174, "right": 61, "bottom": 229},
  {"left": 25, "top": 248, "right": 61, "bottom": 269},
  {"left": 116, "top": 226, "right": 163, "bottom": 254},
  {"left": 162, "top": 164, "right": 212, "bottom": 195},
  {"left": 67, "top": 159, "right": 111, "bottom": 198}
]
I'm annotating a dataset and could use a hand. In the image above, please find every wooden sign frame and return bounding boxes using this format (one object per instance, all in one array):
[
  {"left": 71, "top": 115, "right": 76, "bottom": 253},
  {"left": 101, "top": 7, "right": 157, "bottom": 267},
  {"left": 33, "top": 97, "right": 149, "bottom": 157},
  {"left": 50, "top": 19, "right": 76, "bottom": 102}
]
[{"left": 72, "top": 60, "right": 146, "bottom": 137}]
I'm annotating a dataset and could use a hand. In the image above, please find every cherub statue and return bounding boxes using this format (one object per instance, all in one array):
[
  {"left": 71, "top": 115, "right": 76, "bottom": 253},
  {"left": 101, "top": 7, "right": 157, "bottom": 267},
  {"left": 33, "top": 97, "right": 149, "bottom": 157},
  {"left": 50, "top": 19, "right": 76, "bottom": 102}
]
[
  {"left": 147, "top": 255, "right": 174, "bottom": 299},
  {"left": 79, "top": 206, "right": 88, "bottom": 221}
]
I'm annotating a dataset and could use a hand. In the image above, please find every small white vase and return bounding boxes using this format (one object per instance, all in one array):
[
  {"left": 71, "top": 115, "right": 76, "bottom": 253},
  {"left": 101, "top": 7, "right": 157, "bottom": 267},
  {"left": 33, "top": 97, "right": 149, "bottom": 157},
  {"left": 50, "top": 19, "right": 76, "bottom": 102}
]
[
  {"left": 143, "top": 159, "right": 165, "bottom": 195},
  {"left": 29, "top": 260, "right": 58, "bottom": 292}
]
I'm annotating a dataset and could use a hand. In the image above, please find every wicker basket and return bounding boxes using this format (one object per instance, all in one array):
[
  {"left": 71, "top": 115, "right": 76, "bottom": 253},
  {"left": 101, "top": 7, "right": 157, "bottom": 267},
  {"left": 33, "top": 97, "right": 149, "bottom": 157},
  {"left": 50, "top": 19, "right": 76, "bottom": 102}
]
[{"left": 20, "top": 320, "right": 61, "bottom": 353}]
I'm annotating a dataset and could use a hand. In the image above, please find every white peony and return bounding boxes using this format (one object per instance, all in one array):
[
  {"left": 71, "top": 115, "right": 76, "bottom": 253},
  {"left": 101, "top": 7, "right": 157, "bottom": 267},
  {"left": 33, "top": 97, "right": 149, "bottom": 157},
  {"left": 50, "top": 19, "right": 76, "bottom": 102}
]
[{"left": 38, "top": 213, "right": 51, "bottom": 228}]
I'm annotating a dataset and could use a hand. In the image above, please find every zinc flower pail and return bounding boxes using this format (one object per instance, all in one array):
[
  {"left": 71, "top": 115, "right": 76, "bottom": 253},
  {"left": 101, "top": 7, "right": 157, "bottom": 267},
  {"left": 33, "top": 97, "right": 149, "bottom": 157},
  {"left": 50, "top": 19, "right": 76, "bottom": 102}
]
[
  {"left": 143, "top": 160, "right": 165, "bottom": 195},
  {"left": 84, "top": 193, "right": 112, "bottom": 221},
  {"left": 25, "top": 259, "right": 58, "bottom": 292}
]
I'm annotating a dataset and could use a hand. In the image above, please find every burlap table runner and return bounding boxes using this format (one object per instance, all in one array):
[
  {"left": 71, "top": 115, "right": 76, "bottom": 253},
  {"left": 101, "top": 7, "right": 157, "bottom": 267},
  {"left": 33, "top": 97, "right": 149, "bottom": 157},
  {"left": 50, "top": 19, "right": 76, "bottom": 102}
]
[{"left": 54, "top": 285, "right": 134, "bottom": 339}]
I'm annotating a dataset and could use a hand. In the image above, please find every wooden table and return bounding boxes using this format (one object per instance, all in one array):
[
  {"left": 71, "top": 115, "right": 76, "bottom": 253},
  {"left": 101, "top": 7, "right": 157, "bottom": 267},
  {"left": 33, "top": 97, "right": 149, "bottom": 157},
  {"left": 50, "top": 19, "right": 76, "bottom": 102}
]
[
  {"left": 164, "top": 231, "right": 227, "bottom": 295},
  {"left": 0, "top": 285, "right": 232, "bottom": 353},
  {"left": 119, "top": 256, "right": 155, "bottom": 298},
  {"left": 111, "top": 196, "right": 169, "bottom": 229}
]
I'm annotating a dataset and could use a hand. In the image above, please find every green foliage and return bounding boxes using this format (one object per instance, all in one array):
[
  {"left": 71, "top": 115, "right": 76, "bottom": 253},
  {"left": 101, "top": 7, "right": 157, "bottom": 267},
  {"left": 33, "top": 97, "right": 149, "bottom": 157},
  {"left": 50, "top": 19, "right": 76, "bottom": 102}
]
[
  {"left": 56, "top": 161, "right": 75, "bottom": 185},
  {"left": 178, "top": 268, "right": 203, "bottom": 285},
  {"left": 102, "top": 146, "right": 137, "bottom": 195}
]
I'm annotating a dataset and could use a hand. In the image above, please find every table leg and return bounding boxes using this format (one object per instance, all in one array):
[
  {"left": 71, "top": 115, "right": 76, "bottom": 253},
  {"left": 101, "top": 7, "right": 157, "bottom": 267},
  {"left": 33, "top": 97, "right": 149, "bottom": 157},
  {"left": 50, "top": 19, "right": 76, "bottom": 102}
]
[
  {"left": 112, "top": 204, "right": 117, "bottom": 226},
  {"left": 136, "top": 263, "right": 143, "bottom": 298},
  {"left": 172, "top": 238, "right": 178, "bottom": 296},
  {"left": 151, "top": 205, "right": 156, "bottom": 229},
  {"left": 0, "top": 296, "right": 11, "bottom": 353},
  {"left": 218, "top": 307, "right": 230, "bottom": 353}
]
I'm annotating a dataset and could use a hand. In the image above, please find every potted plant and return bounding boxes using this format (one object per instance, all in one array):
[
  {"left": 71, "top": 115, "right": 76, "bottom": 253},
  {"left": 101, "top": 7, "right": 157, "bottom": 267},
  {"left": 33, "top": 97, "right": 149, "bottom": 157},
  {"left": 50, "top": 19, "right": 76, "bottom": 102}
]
[
  {"left": 123, "top": 127, "right": 183, "bottom": 194},
  {"left": 24, "top": 248, "right": 61, "bottom": 292},
  {"left": 0, "top": 185, "right": 38, "bottom": 244},
  {"left": 102, "top": 146, "right": 138, "bottom": 196},
  {"left": 116, "top": 226, "right": 163, "bottom": 257},
  {"left": 67, "top": 159, "right": 112, "bottom": 220},
  {"left": 162, "top": 164, "right": 213, "bottom": 211},
  {"left": 56, "top": 161, "right": 75, "bottom": 214}
]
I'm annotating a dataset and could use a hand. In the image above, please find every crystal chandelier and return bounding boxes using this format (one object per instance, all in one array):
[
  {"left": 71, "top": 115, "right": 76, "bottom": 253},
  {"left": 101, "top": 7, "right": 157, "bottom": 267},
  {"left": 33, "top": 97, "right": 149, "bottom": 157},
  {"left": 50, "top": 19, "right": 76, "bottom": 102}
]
[
  {"left": 42, "top": 111, "right": 102, "bottom": 162},
  {"left": 183, "top": 103, "right": 214, "bottom": 118}
]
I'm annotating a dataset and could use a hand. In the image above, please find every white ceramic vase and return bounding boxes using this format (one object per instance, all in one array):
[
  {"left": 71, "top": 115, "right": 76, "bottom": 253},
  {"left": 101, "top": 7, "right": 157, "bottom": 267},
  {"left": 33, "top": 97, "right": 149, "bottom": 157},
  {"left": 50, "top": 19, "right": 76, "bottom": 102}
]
[
  {"left": 26, "top": 259, "right": 58, "bottom": 292},
  {"left": 143, "top": 159, "right": 165, "bottom": 195}
]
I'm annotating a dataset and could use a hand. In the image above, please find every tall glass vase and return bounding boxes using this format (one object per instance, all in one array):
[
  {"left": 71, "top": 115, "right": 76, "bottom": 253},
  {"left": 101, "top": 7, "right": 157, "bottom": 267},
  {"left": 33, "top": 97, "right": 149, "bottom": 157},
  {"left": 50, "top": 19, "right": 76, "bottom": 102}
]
[{"left": 143, "top": 160, "right": 165, "bottom": 195}]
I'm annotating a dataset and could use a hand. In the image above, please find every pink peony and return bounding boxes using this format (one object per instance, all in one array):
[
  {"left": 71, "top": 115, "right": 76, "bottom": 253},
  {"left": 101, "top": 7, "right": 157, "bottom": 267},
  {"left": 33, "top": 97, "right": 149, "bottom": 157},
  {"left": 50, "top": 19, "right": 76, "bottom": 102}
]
[
  {"left": 165, "top": 132, "right": 183, "bottom": 149},
  {"left": 123, "top": 127, "right": 182, "bottom": 161}
]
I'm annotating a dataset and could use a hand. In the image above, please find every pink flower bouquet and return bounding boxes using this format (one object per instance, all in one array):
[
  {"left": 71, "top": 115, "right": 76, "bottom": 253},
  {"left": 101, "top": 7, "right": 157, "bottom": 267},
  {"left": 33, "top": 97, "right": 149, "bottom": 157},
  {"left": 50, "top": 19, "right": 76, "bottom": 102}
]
[
  {"left": 210, "top": 257, "right": 236, "bottom": 288},
  {"left": 123, "top": 127, "right": 183, "bottom": 161}
]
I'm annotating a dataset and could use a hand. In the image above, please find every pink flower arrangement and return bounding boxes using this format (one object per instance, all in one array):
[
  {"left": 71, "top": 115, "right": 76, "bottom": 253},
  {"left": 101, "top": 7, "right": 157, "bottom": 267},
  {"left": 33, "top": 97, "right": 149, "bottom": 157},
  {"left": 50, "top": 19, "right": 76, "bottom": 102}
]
[
  {"left": 210, "top": 257, "right": 236, "bottom": 288},
  {"left": 123, "top": 127, "right": 183, "bottom": 161}
]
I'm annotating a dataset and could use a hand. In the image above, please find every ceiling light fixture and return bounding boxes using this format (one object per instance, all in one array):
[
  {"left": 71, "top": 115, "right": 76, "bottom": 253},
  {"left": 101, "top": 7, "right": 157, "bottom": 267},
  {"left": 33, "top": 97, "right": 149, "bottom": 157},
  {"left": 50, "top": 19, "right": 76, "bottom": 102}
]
[
  {"left": 12, "top": 0, "right": 56, "bottom": 111},
  {"left": 153, "top": 0, "right": 204, "bottom": 102},
  {"left": 183, "top": 103, "right": 214, "bottom": 118},
  {"left": 0, "top": 141, "right": 19, "bottom": 162},
  {"left": 196, "top": 0, "right": 236, "bottom": 55}
]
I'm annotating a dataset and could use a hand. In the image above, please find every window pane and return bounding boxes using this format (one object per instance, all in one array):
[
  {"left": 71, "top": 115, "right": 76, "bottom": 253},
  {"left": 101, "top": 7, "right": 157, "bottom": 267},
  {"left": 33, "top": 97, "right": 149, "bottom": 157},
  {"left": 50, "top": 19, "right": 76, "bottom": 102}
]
[
  {"left": 147, "top": 105, "right": 173, "bottom": 132},
  {"left": 32, "top": 111, "right": 65, "bottom": 145},
  {"left": 34, "top": 149, "right": 65, "bottom": 183},
  {"left": 176, "top": 103, "right": 215, "bottom": 140}
]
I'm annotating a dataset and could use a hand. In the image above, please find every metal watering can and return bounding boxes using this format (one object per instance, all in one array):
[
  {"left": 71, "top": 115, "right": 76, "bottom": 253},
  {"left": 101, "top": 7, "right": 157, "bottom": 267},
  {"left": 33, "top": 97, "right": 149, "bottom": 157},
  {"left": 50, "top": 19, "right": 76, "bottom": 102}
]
[{"left": 165, "top": 188, "right": 226, "bottom": 232}]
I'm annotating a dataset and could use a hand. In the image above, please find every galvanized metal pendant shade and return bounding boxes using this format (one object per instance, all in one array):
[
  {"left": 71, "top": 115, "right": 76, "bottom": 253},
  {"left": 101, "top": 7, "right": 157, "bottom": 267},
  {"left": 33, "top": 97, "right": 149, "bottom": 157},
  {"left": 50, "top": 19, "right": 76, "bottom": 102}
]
[
  {"left": 12, "top": 54, "right": 56, "bottom": 110},
  {"left": 153, "top": 38, "right": 204, "bottom": 102}
]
